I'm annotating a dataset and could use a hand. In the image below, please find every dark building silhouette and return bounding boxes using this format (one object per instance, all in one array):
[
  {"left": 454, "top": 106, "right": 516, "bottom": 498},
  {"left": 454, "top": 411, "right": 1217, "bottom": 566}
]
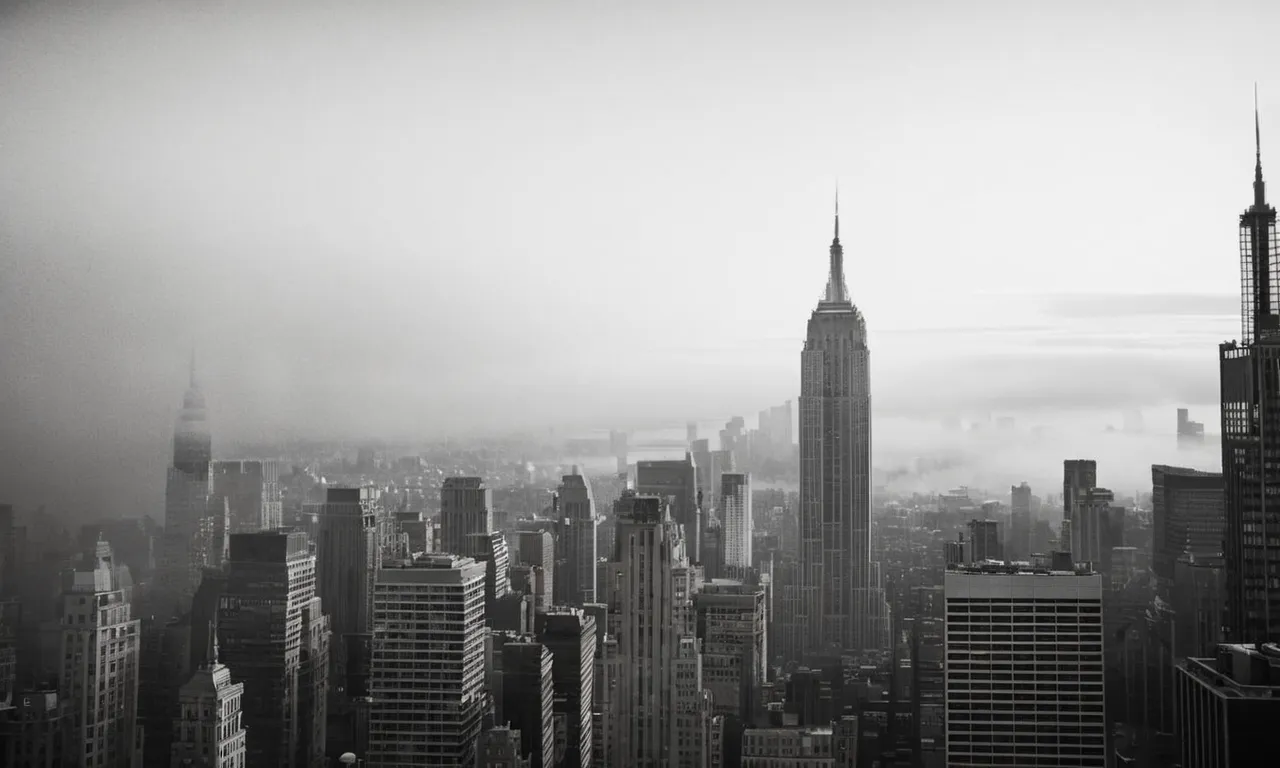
[
  {"left": 966, "top": 519, "right": 1001, "bottom": 563},
  {"left": 1009, "top": 482, "right": 1032, "bottom": 561},
  {"left": 537, "top": 609, "right": 596, "bottom": 768},
  {"left": 554, "top": 470, "right": 599, "bottom": 606},
  {"left": 635, "top": 455, "right": 700, "bottom": 561},
  {"left": 217, "top": 531, "right": 329, "bottom": 768},
  {"left": 1176, "top": 643, "right": 1280, "bottom": 767},
  {"left": 502, "top": 640, "right": 555, "bottom": 768},
  {"left": 1151, "top": 466, "right": 1225, "bottom": 590},
  {"left": 1221, "top": 107, "right": 1280, "bottom": 644},
  {"left": 137, "top": 615, "right": 191, "bottom": 768}
]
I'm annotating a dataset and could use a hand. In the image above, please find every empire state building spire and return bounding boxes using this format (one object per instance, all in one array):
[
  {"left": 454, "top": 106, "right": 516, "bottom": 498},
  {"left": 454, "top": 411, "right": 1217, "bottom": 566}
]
[{"left": 824, "top": 186, "right": 849, "bottom": 304}]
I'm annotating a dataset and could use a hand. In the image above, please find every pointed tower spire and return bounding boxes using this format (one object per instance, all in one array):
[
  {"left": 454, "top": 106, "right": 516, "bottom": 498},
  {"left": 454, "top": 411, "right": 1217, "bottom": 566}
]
[
  {"left": 823, "top": 184, "right": 849, "bottom": 304},
  {"left": 1256, "top": 84, "right": 1267, "bottom": 208}
]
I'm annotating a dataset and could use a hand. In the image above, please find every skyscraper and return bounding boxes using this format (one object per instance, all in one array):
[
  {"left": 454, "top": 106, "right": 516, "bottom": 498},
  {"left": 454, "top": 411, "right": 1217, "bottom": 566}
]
[
  {"left": 367, "top": 554, "right": 487, "bottom": 767},
  {"left": 608, "top": 490, "right": 707, "bottom": 767},
  {"left": 169, "top": 635, "right": 247, "bottom": 768},
  {"left": 1221, "top": 104, "right": 1280, "bottom": 644},
  {"left": 720, "top": 473, "right": 753, "bottom": 569},
  {"left": 441, "top": 477, "right": 493, "bottom": 557},
  {"left": 694, "top": 580, "right": 767, "bottom": 721},
  {"left": 217, "top": 531, "right": 330, "bottom": 768},
  {"left": 161, "top": 359, "right": 220, "bottom": 609},
  {"left": 1063, "top": 460, "right": 1098, "bottom": 521},
  {"left": 1009, "top": 482, "right": 1032, "bottom": 561},
  {"left": 538, "top": 608, "right": 596, "bottom": 768},
  {"left": 555, "top": 471, "right": 598, "bottom": 606},
  {"left": 635, "top": 456, "right": 700, "bottom": 562},
  {"left": 515, "top": 530, "right": 555, "bottom": 613},
  {"left": 211, "top": 459, "right": 282, "bottom": 534},
  {"left": 316, "top": 487, "right": 380, "bottom": 684},
  {"left": 798, "top": 196, "right": 890, "bottom": 654},
  {"left": 58, "top": 540, "right": 142, "bottom": 768},
  {"left": 1151, "top": 466, "right": 1224, "bottom": 592},
  {"left": 501, "top": 640, "right": 555, "bottom": 768},
  {"left": 944, "top": 562, "right": 1107, "bottom": 768}
]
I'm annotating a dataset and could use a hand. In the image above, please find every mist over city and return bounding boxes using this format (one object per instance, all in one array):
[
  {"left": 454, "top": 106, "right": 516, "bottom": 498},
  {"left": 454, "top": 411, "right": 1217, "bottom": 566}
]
[{"left": 0, "top": 2, "right": 1274, "bottom": 768}]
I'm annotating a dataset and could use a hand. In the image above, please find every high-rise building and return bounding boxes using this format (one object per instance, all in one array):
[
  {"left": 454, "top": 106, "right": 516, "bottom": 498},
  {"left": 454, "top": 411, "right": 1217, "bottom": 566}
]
[
  {"left": 169, "top": 636, "right": 247, "bottom": 768},
  {"left": 440, "top": 477, "right": 493, "bottom": 557},
  {"left": 59, "top": 540, "right": 142, "bottom": 768},
  {"left": 720, "top": 473, "right": 753, "bottom": 569},
  {"left": 137, "top": 616, "right": 191, "bottom": 767},
  {"left": 367, "top": 554, "right": 486, "bottom": 768},
  {"left": 607, "top": 490, "right": 707, "bottom": 766},
  {"left": 694, "top": 580, "right": 767, "bottom": 721},
  {"left": 1070, "top": 488, "right": 1122, "bottom": 576},
  {"left": 515, "top": 530, "right": 555, "bottom": 613},
  {"left": 635, "top": 455, "right": 700, "bottom": 562},
  {"left": 479, "top": 726, "right": 531, "bottom": 768},
  {"left": 468, "top": 530, "right": 511, "bottom": 608},
  {"left": 211, "top": 459, "right": 282, "bottom": 534},
  {"left": 316, "top": 487, "right": 380, "bottom": 680},
  {"left": 944, "top": 562, "right": 1107, "bottom": 768},
  {"left": 1009, "top": 483, "right": 1032, "bottom": 561},
  {"left": 1151, "top": 466, "right": 1224, "bottom": 591},
  {"left": 1221, "top": 113, "right": 1280, "bottom": 644},
  {"left": 965, "top": 520, "right": 1001, "bottom": 563},
  {"left": 798, "top": 199, "right": 890, "bottom": 655},
  {"left": 502, "top": 640, "right": 555, "bottom": 768},
  {"left": 537, "top": 609, "right": 596, "bottom": 768},
  {"left": 217, "top": 531, "right": 329, "bottom": 768},
  {"left": 1063, "top": 460, "right": 1098, "bottom": 521},
  {"left": 1176, "top": 642, "right": 1280, "bottom": 768},
  {"left": 1177, "top": 408, "right": 1207, "bottom": 448},
  {"left": 555, "top": 471, "right": 598, "bottom": 606},
  {"left": 161, "top": 358, "right": 220, "bottom": 611}
]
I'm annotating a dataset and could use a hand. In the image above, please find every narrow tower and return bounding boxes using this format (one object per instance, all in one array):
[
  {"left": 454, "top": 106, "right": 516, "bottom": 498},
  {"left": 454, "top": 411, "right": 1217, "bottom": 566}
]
[
  {"left": 1221, "top": 92, "right": 1280, "bottom": 644},
  {"left": 798, "top": 191, "right": 890, "bottom": 655}
]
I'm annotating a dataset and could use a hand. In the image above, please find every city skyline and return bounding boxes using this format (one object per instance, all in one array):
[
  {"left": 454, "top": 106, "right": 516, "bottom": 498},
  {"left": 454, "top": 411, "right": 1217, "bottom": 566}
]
[{"left": 0, "top": 0, "right": 1268, "bottom": 519}]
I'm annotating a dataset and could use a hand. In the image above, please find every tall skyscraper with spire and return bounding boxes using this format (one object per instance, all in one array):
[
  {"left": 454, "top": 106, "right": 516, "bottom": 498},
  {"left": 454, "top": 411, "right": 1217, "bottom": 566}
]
[
  {"left": 797, "top": 192, "right": 890, "bottom": 655},
  {"left": 1221, "top": 94, "right": 1280, "bottom": 644},
  {"left": 161, "top": 356, "right": 223, "bottom": 612}
]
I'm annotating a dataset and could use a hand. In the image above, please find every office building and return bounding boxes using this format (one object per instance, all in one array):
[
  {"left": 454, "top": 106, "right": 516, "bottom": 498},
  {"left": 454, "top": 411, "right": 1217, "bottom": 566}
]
[
  {"left": 478, "top": 726, "right": 530, "bottom": 768},
  {"left": 798, "top": 199, "right": 890, "bottom": 654},
  {"left": 58, "top": 540, "right": 142, "bottom": 768},
  {"left": 1070, "top": 488, "right": 1124, "bottom": 578},
  {"left": 211, "top": 459, "right": 282, "bottom": 533},
  {"left": 1220, "top": 119, "right": 1280, "bottom": 641},
  {"left": 1177, "top": 408, "right": 1207, "bottom": 448},
  {"left": 537, "top": 609, "right": 596, "bottom": 768},
  {"left": 440, "top": 477, "right": 493, "bottom": 557},
  {"left": 467, "top": 530, "right": 511, "bottom": 608},
  {"left": 217, "top": 531, "right": 330, "bottom": 768},
  {"left": 169, "top": 637, "right": 247, "bottom": 768},
  {"left": 1152, "top": 466, "right": 1224, "bottom": 591},
  {"left": 607, "top": 490, "right": 706, "bottom": 767},
  {"left": 1009, "top": 482, "right": 1032, "bottom": 561},
  {"left": 555, "top": 470, "right": 598, "bottom": 606},
  {"left": 720, "top": 473, "right": 753, "bottom": 569},
  {"left": 635, "top": 455, "right": 700, "bottom": 561},
  {"left": 966, "top": 519, "right": 1001, "bottom": 563},
  {"left": 944, "top": 562, "right": 1107, "bottom": 767},
  {"left": 694, "top": 580, "right": 767, "bottom": 721},
  {"left": 367, "top": 554, "right": 487, "bottom": 767},
  {"left": 515, "top": 531, "right": 555, "bottom": 613},
  {"left": 137, "top": 616, "right": 191, "bottom": 767},
  {"left": 1175, "top": 642, "right": 1280, "bottom": 768},
  {"left": 1063, "top": 460, "right": 1098, "bottom": 520},
  {"left": 742, "top": 726, "right": 837, "bottom": 767},
  {"left": 316, "top": 487, "right": 380, "bottom": 681},
  {"left": 502, "top": 640, "right": 555, "bottom": 768},
  {"left": 0, "top": 690, "right": 63, "bottom": 768}
]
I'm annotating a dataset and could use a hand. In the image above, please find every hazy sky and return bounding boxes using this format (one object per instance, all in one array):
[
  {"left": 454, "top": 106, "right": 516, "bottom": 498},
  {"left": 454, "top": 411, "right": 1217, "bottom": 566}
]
[{"left": 0, "top": 0, "right": 1270, "bottom": 519}]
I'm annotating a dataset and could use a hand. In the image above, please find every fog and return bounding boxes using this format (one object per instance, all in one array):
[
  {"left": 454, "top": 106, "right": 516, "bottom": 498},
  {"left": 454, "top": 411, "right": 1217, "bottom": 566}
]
[{"left": 0, "top": 0, "right": 1271, "bottom": 519}]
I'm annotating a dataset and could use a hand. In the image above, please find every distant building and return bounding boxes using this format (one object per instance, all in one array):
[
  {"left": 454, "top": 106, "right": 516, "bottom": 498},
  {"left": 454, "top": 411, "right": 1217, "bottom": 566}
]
[
  {"left": 635, "top": 455, "right": 700, "bottom": 562},
  {"left": 1176, "top": 643, "right": 1280, "bottom": 767},
  {"left": 440, "top": 477, "right": 493, "bottom": 557},
  {"left": 515, "top": 531, "right": 555, "bottom": 613},
  {"left": 694, "top": 580, "right": 766, "bottom": 721},
  {"left": 1176, "top": 408, "right": 1206, "bottom": 449},
  {"left": 945, "top": 563, "right": 1107, "bottom": 768},
  {"left": 1009, "top": 483, "right": 1032, "bottom": 561},
  {"left": 965, "top": 520, "right": 1001, "bottom": 563},
  {"left": 1151, "top": 466, "right": 1224, "bottom": 592},
  {"left": 1063, "top": 459, "right": 1098, "bottom": 521},
  {"left": 720, "top": 473, "right": 753, "bottom": 569},
  {"left": 555, "top": 470, "right": 598, "bottom": 606},
  {"left": 211, "top": 459, "right": 282, "bottom": 534}
]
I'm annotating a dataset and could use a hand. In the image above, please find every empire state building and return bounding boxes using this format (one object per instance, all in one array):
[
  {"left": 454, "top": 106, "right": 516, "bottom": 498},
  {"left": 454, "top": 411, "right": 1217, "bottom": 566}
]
[{"left": 798, "top": 197, "right": 890, "bottom": 655}]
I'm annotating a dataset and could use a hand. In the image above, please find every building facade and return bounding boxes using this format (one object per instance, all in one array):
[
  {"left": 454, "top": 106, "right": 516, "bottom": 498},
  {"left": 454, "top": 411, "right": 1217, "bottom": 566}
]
[
  {"left": 555, "top": 471, "right": 598, "bottom": 606},
  {"left": 944, "top": 563, "right": 1107, "bottom": 768},
  {"left": 169, "top": 641, "right": 247, "bottom": 768},
  {"left": 440, "top": 477, "right": 493, "bottom": 558},
  {"left": 798, "top": 202, "right": 890, "bottom": 655},
  {"left": 537, "top": 609, "right": 596, "bottom": 768},
  {"left": 720, "top": 473, "right": 753, "bottom": 569},
  {"left": 367, "top": 554, "right": 486, "bottom": 767}
]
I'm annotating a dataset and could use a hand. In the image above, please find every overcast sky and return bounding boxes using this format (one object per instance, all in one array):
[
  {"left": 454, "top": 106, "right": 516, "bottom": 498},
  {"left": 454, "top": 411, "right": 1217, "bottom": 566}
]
[{"left": 0, "top": 0, "right": 1268, "bottom": 519}]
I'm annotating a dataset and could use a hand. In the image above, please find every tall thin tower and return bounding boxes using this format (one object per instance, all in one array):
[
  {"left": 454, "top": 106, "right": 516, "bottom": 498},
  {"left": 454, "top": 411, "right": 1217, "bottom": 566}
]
[
  {"left": 1221, "top": 91, "right": 1280, "bottom": 644},
  {"left": 798, "top": 191, "right": 890, "bottom": 654}
]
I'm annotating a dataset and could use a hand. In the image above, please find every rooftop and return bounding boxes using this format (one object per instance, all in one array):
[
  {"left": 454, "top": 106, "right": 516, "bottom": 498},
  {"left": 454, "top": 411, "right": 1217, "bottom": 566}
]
[{"left": 1182, "top": 643, "right": 1280, "bottom": 696}]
